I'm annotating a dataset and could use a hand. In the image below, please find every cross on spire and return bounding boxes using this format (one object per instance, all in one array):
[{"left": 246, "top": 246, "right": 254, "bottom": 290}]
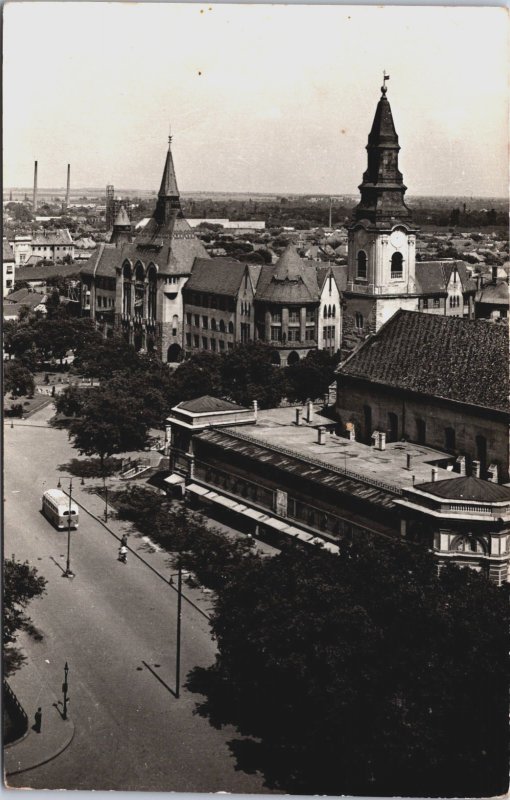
[
  {"left": 168, "top": 122, "right": 173, "bottom": 146},
  {"left": 381, "top": 71, "right": 390, "bottom": 95}
]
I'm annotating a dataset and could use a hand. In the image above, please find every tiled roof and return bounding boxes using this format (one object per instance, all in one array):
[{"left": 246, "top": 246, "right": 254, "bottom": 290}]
[
  {"left": 316, "top": 264, "right": 347, "bottom": 292},
  {"left": 178, "top": 396, "right": 247, "bottom": 413},
  {"left": 5, "top": 289, "right": 46, "bottom": 309},
  {"left": 17, "top": 263, "right": 80, "bottom": 281},
  {"left": 415, "top": 476, "right": 510, "bottom": 502},
  {"left": 415, "top": 261, "right": 449, "bottom": 295},
  {"left": 3, "top": 240, "right": 14, "bottom": 261},
  {"left": 79, "top": 245, "right": 119, "bottom": 277},
  {"left": 32, "top": 229, "right": 73, "bottom": 246},
  {"left": 476, "top": 281, "right": 509, "bottom": 306},
  {"left": 184, "top": 258, "right": 247, "bottom": 296},
  {"left": 255, "top": 245, "right": 319, "bottom": 304},
  {"left": 338, "top": 310, "right": 509, "bottom": 412}
]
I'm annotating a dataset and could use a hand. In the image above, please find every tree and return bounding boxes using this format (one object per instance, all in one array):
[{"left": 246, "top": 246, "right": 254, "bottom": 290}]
[
  {"left": 4, "top": 558, "right": 47, "bottom": 675},
  {"left": 169, "top": 352, "right": 223, "bottom": 407},
  {"left": 285, "top": 349, "right": 340, "bottom": 403},
  {"left": 221, "top": 342, "right": 287, "bottom": 408},
  {"left": 4, "top": 361, "right": 35, "bottom": 397},
  {"left": 189, "top": 538, "right": 508, "bottom": 797},
  {"left": 68, "top": 386, "right": 151, "bottom": 472},
  {"left": 55, "top": 385, "right": 89, "bottom": 417},
  {"left": 73, "top": 337, "right": 142, "bottom": 381}
]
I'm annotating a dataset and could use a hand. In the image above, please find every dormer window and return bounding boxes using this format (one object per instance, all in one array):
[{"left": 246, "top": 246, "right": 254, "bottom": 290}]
[{"left": 357, "top": 250, "right": 367, "bottom": 280}]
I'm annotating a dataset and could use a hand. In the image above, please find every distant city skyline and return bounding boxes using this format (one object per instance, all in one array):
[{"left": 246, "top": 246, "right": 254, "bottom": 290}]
[{"left": 4, "top": 3, "right": 508, "bottom": 198}]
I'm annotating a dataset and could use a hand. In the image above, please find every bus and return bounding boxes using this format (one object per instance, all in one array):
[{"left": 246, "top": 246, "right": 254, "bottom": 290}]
[{"left": 42, "top": 489, "right": 79, "bottom": 530}]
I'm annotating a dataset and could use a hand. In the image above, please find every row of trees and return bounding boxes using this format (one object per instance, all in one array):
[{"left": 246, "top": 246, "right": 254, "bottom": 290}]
[
  {"left": 110, "top": 485, "right": 509, "bottom": 798},
  {"left": 58, "top": 339, "right": 339, "bottom": 470},
  {"left": 4, "top": 558, "right": 47, "bottom": 676}
]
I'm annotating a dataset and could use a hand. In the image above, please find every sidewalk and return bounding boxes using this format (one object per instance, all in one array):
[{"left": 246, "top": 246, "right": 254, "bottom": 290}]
[{"left": 4, "top": 657, "right": 74, "bottom": 777}]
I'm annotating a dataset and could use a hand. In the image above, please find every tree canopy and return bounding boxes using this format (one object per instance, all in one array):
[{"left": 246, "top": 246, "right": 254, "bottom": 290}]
[
  {"left": 285, "top": 348, "right": 340, "bottom": 403},
  {"left": 220, "top": 341, "right": 287, "bottom": 408},
  {"left": 4, "top": 558, "right": 47, "bottom": 675},
  {"left": 4, "top": 361, "right": 35, "bottom": 397}
]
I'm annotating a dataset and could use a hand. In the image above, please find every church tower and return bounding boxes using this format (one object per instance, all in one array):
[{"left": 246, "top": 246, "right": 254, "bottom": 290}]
[{"left": 342, "top": 76, "right": 419, "bottom": 355}]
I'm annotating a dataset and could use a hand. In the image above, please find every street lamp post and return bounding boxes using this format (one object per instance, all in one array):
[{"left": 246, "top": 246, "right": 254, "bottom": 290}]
[
  {"left": 170, "top": 567, "right": 189, "bottom": 699},
  {"left": 103, "top": 477, "right": 109, "bottom": 522},
  {"left": 63, "top": 479, "right": 74, "bottom": 578},
  {"left": 62, "top": 661, "right": 69, "bottom": 720}
]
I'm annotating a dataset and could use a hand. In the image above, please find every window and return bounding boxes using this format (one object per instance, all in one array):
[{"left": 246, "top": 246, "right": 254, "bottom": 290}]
[
  {"left": 202, "top": 337, "right": 208, "bottom": 350},
  {"left": 272, "top": 310, "right": 282, "bottom": 323},
  {"left": 332, "top": 305, "right": 336, "bottom": 318},
  {"left": 219, "top": 319, "right": 225, "bottom": 332},
  {"left": 211, "top": 338, "right": 217, "bottom": 351},
  {"left": 186, "top": 333, "right": 191, "bottom": 346},
  {"left": 288, "top": 328, "right": 300, "bottom": 342},
  {"left": 355, "top": 312, "right": 363, "bottom": 330},
  {"left": 219, "top": 339, "right": 225, "bottom": 351},
  {"left": 323, "top": 306, "right": 328, "bottom": 319},
  {"left": 227, "top": 342, "right": 233, "bottom": 350},
  {"left": 194, "top": 314, "right": 200, "bottom": 327},
  {"left": 228, "top": 321, "right": 234, "bottom": 334},
  {"left": 194, "top": 334, "right": 199, "bottom": 347},
  {"left": 391, "top": 252, "right": 403, "bottom": 278},
  {"left": 271, "top": 326, "right": 282, "bottom": 341},
  {"left": 202, "top": 316, "right": 208, "bottom": 329},
  {"left": 211, "top": 319, "right": 217, "bottom": 331},
  {"left": 357, "top": 250, "right": 367, "bottom": 280},
  {"left": 186, "top": 313, "right": 192, "bottom": 325},
  {"left": 423, "top": 298, "right": 429, "bottom": 309},
  {"left": 305, "top": 328, "right": 314, "bottom": 341},
  {"left": 444, "top": 427, "right": 456, "bottom": 451},
  {"left": 416, "top": 418, "right": 426, "bottom": 445},
  {"left": 306, "top": 308, "right": 315, "bottom": 323},
  {"left": 433, "top": 298, "right": 440, "bottom": 308},
  {"left": 290, "top": 308, "right": 300, "bottom": 324}
]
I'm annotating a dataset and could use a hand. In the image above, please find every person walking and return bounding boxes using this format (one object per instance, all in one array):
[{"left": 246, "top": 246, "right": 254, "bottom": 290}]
[
  {"left": 118, "top": 544, "right": 128, "bottom": 563},
  {"left": 33, "top": 707, "right": 42, "bottom": 733}
]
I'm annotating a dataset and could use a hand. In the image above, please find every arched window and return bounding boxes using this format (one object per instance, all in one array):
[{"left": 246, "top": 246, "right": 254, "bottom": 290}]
[
  {"left": 167, "top": 344, "right": 183, "bottom": 363},
  {"left": 287, "top": 351, "right": 300, "bottom": 366},
  {"left": 357, "top": 250, "right": 367, "bottom": 280},
  {"left": 172, "top": 314, "right": 179, "bottom": 337},
  {"left": 332, "top": 305, "right": 336, "bottom": 318},
  {"left": 211, "top": 319, "right": 217, "bottom": 331},
  {"left": 147, "top": 265, "right": 157, "bottom": 320},
  {"left": 219, "top": 319, "right": 225, "bottom": 333},
  {"left": 391, "top": 252, "right": 403, "bottom": 278},
  {"left": 270, "top": 350, "right": 281, "bottom": 366},
  {"left": 444, "top": 427, "right": 456, "bottom": 451},
  {"left": 228, "top": 321, "right": 234, "bottom": 334},
  {"left": 134, "top": 261, "right": 145, "bottom": 318},
  {"left": 355, "top": 312, "right": 364, "bottom": 331},
  {"left": 323, "top": 306, "right": 328, "bottom": 319},
  {"left": 451, "top": 535, "right": 487, "bottom": 555},
  {"left": 122, "top": 262, "right": 132, "bottom": 316}
]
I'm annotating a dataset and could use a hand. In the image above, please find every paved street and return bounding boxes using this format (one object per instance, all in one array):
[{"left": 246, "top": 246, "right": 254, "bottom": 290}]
[{"left": 4, "top": 407, "right": 270, "bottom": 792}]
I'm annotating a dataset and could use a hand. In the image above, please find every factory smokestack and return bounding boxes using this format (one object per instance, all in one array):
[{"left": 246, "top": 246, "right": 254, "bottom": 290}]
[
  {"left": 65, "top": 164, "right": 70, "bottom": 211},
  {"left": 33, "top": 160, "right": 38, "bottom": 212}
]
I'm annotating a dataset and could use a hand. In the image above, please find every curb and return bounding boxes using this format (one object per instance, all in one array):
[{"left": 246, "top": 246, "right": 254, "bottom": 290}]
[{"left": 5, "top": 719, "right": 75, "bottom": 777}]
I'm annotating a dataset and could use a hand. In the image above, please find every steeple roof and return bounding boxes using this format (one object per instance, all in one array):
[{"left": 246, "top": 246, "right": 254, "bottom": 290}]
[
  {"left": 159, "top": 137, "right": 180, "bottom": 198},
  {"left": 255, "top": 245, "right": 319, "bottom": 303},
  {"left": 352, "top": 82, "right": 413, "bottom": 228}
]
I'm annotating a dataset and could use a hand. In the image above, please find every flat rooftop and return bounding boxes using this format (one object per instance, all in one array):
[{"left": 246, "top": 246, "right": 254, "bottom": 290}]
[{"left": 230, "top": 406, "right": 459, "bottom": 493}]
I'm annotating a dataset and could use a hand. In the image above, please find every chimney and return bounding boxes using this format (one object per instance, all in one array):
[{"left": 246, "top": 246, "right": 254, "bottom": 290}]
[
  {"left": 456, "top": 455, "right": 466, "bottom": 476},
  {"left": 472, "top": 460, "right": 480, "bottom": 478},
  {"left": 317, "top": 427, "right": 326, "bottom": 445},
  {"left": 487, "top": 463, "right": 499, "bottom": 483},
  {"left": 306, "top": 401, "right": 314, "bottom": 424},
  {"left": 65, "top": 164, "right": 70, "bottom": 210},
  {"left": 377, "top": 431, "right": 386, "bottom": 451},
  {"left": 412, "top": 474, "right": 415, "bottom": 485},
  {"left": 252, "top": 400, "right": 258, "bottom": 422},
  {"left": 33, "top": 160, "right": 38, "bottom": 212},
  {"left": 431, "top": 467, "right": 438, "bottom": 482},
  {"left": 406, "top": 453, "right": 412, "bottom": 470},
  {"left": 348, "top": 424, "right": 356, "bottom": 442},
  {"left": 295, "top": 408, "right": 302, "bottom": 426}
]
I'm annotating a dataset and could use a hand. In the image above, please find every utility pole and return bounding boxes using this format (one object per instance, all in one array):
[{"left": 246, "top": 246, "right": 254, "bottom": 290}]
[
  {"left": 62, "top": 662, "right": 70, "bottom": 720},
  {"left": 176, "top": 567, "right": 182, "bottom": 699},
  {"left": 63, "top": 479, "right": 74, "bottom": 578}
]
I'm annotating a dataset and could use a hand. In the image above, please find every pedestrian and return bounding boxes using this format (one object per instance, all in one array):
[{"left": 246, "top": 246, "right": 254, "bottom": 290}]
[
  {"left": 120, "top": 534, "right": 128, "bottom": 547},
  {"left": 33, "top": 707, "right": 42, "bottom": 733},
  {"left": 118, "top": 544, "right": 128, "bottom": 563}
]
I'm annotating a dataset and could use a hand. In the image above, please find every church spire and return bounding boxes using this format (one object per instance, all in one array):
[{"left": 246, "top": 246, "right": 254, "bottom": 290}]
[
  {"left": 353, "top": 78, "right": 412, "bottom": 227},
  {"left": 153, "top": 133, "right": 183, "bottom": 226}
]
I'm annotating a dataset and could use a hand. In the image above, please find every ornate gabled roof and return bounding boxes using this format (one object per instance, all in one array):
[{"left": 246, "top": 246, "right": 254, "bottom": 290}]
[
  {"left": 255, "top": 245, "right": 319, "bottom": 304},
  {"left": 415, "top": 476, "right": 510, "bottom": 503}
]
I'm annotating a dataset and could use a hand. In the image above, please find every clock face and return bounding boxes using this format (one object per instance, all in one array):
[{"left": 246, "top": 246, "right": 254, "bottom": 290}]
[{"left": 390, "top": 230, "right": 406, "bottom": 248}]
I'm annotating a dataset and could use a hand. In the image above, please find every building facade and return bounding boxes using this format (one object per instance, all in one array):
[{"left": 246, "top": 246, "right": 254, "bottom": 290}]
[{"left": 3, "top": 239, "right": 15, "bottom": 294}]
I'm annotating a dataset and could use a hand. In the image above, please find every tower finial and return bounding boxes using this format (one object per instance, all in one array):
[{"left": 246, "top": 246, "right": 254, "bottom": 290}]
[
  {"left": 381, "top": 71, "right": 390, "bottom": 95},
  {"left": 168, "top": 122, "right": 173, "bottom": 147}
]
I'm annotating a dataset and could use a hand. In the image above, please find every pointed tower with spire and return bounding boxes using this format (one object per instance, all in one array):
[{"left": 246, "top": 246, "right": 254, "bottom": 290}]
[
  {"left": 342, "top": 76, "right": 419, "bottom": 355},
  {"left": 110, "top": 204, "right": 132, "bottom": 245}
]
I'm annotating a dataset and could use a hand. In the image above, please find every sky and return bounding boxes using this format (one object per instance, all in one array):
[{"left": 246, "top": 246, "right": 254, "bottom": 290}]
[{"left": 3, "top": 2, "right": 509, "bottom": 197}]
